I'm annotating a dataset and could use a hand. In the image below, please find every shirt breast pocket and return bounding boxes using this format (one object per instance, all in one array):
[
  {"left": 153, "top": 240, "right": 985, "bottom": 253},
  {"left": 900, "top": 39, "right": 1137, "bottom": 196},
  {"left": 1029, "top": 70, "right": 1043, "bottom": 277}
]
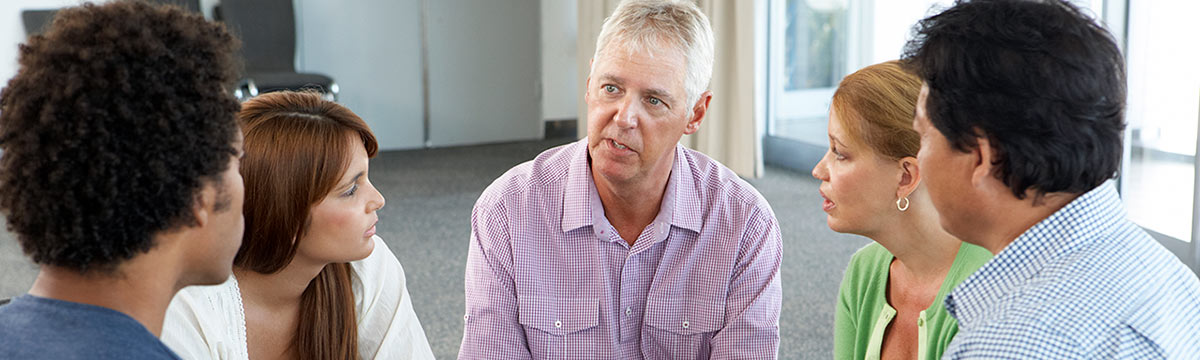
[
  {"left": 641, "top": 297, "right": 725, "bottom": 359},
  {"left": 517, "top": 296, "right": 600, "bottom": 357}
]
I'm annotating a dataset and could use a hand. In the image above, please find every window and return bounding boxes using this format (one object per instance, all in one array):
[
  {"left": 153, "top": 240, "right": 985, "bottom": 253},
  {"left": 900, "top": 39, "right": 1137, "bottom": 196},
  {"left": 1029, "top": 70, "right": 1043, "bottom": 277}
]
[{"left": 1121, "top": 0, "right": 1200, "bottom": 244}]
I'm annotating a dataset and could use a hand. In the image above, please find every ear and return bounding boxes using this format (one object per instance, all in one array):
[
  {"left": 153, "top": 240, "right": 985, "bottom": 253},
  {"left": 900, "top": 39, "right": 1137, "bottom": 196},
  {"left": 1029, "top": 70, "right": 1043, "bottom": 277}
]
[
  {"left": 896, "top": 156, "right": 921, "bottom": 200},
  {"left": 584, "top": 58, "right": 594, "bottom": 101},
  {"left": 684, "top": 90, "right": 713, "bottom": 135},
  {"left": 191, "top": 183, "right": 217, "bottom": 228},
  {"left": 970, "top": 133, "right": 996, "bottom": 188}
]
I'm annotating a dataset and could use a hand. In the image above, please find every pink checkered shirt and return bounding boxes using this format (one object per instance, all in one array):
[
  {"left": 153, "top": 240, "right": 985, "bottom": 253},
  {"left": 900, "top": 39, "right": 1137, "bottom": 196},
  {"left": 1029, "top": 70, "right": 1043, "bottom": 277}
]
[{"left": 459, "top": 139, "right": 782, "bottom": 359}]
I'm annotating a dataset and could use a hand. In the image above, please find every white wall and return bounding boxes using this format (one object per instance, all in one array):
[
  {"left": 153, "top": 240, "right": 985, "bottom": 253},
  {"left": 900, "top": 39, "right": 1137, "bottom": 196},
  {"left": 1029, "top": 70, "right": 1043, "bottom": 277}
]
[
  {"left": 0, "top": 0, "right": 222, "bottom": 83},
  {"left": 0, "top": 0, "right": 93, "bottom": 83},
  {"left": 296, "top": 0, "right": 425, "bottom": 150},
  {"left": 541, "top": 0, "right": 578, "bottom": 121},
  {"left": 426, "top": 0, "right": 541, "bottom": 146}
]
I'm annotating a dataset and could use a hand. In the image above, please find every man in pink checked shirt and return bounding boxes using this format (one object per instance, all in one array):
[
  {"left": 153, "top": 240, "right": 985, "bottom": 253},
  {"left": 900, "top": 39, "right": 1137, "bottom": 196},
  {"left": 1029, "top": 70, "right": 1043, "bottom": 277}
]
[{"left": 458, "top": 1, "right": 782, "bottom": 359}]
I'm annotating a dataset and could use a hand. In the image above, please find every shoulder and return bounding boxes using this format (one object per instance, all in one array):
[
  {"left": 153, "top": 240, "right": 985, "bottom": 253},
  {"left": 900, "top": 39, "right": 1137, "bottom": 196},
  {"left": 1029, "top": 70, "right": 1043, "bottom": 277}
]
[
  {"left": 948, "top": 320, "right": 1083, "bottom": 359},
  {"left": 476, "top": 141, "right": 579, "bottom": 211},
  {"left": 1037, "top": 228, "right": 1197, "bottom": 307},
  {"left": 162, "top": 277, "right": 243, "bottom": 359},
  {"left": 848, "top": 242, "right": 891, "bottom": 267},
  {"left": 682, "top": 147, "right": 771, "bottom": 211},
  {"left": 0, "top": 297, "right": 181, "bottom": 359},
  {"left": 949, "top": 243, "right": 993, "bottom": 280},
  {"left": 841, "top": 243, "right": 891, "bottom": 286},
  {"left": 167, "top": 276, "right": 240, "bottom": 320},
  {"left": 350, "top": 235, "right": 406, "bottom": 291}
]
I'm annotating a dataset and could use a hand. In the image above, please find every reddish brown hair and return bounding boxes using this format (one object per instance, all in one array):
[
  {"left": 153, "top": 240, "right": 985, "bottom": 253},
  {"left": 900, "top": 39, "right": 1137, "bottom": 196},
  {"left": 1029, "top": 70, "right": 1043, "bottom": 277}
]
[
  {"left": 234, "top": 91, "right": 377, "bottom": 360},
  {"left": 831, "top": 60, "right": 922, "bottom": 160}
]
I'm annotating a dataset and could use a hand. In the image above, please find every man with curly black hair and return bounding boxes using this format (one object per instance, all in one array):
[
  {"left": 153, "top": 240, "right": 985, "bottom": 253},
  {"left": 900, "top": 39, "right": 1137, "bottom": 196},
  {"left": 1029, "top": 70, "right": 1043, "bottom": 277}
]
[
  {"left": 0, "top": 2, "right": 245, "bottom": 359},
  {"left": 904, "top": 0, "right": 1200, "bottom": 358}
]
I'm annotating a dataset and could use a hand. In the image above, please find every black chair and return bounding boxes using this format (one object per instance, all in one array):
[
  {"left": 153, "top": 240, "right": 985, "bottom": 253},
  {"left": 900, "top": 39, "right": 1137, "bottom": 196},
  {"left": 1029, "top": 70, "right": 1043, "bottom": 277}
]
[
  {"left": 21, "top": 9, "right": 58, "bottom": 36},
  {"left": 215, "top": 0, "right": 338, "bottom": 101},
  {"left": 22, "top": 1, "right": 198, "bottom": 37},
  {"left": 150, "top": 0, "right": 200, "bottom": 13},
  {"left": 0, "top": 298, "right": 10, "bottom": 307}
]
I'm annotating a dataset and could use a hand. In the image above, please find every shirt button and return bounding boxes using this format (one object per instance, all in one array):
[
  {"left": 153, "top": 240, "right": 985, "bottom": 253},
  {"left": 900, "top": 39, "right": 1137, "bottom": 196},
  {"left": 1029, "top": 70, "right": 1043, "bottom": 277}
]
[
  {"left": 625, "top": 307, "right": 632, "bottom": 316},
  {"left": 682, "top": 320, "right": 690, "bottom": 329},
  {"left": 463, "top": 314, "right": 469, "bottom": 322},
  {"left": 918, "top": 318, "right": 925, "bottom": 327},
  {"left": 554, "top": 320, "right": 562, "bottom": 328}
]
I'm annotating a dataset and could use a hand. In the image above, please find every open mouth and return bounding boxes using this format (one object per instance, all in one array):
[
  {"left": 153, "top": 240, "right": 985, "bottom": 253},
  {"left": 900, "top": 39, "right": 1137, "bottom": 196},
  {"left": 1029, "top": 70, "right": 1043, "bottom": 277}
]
[
  {"left": 610, "top": 139, "right": 630, "bottom": 150},
  {"left": 819, "top": 189, "right": 836, "bottom": 211}
]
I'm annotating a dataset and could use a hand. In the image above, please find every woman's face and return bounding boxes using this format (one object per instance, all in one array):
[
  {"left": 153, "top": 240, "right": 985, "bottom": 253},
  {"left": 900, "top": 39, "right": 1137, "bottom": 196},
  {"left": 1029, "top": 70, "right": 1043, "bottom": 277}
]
[
  {"left": 811, "top": 109, "right": 903, "bottom": 236},
  {"left": 295, "top": 134, "right": 384, "bottom": 265}
]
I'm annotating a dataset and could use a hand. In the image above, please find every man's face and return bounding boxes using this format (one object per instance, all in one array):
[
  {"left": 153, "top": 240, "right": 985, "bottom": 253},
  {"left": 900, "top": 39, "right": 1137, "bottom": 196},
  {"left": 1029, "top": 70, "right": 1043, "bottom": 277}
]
[
  {"left": 913, "top": 84, "right": 975, "bottom": 239},
  {"left": 585, "top": 45, "right": 697, "bottom": 187},
  {"left": 190, "top": 131, "right": 246, "bottom": 285}
]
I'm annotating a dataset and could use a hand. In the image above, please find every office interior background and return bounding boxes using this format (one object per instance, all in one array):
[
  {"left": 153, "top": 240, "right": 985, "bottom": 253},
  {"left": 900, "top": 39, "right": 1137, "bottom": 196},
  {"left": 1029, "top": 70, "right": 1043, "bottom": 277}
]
[{"left": 0, "top": 0, "right": 1196, "bottom": 358}]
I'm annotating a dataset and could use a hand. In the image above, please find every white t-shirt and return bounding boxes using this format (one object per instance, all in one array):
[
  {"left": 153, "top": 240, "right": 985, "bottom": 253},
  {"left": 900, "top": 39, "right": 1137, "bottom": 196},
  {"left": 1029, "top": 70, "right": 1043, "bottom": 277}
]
[{"left": 161, "top": 236, "right": 435, "bottom": 360}]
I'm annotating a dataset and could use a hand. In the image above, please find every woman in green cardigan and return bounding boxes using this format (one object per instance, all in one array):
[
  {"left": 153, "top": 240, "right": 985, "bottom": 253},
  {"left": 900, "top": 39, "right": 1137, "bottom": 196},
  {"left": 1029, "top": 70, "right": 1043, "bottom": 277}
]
[{"left": 811, "top": 60, "right": 992, "bottom": 360}]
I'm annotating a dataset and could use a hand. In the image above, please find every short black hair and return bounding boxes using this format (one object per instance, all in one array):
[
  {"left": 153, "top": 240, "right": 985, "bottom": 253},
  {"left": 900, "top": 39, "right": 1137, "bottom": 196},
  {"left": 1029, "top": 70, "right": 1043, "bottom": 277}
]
[
  {"left": 0, "top": 1, "right": 241, "bottom": 273},
  {"left": 902, "top": 0, "right": 1126, "bottom": 199}
]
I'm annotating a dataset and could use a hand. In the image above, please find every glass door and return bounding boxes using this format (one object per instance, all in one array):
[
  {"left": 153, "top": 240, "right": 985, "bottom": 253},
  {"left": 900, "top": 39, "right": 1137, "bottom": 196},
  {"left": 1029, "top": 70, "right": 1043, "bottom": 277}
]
[
  {"left": 1120, "top": 0, "right": 1200, "bottom": 272},
  {"left": 763, "top": 0, "right": 861, "bottom": 171}
]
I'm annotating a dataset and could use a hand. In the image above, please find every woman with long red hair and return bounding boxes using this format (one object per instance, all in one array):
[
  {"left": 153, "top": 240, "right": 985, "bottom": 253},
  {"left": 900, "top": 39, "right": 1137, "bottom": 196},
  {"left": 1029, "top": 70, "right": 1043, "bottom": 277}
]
[{"left": 161, "top": 91, "right": 434, "bottom": 359}]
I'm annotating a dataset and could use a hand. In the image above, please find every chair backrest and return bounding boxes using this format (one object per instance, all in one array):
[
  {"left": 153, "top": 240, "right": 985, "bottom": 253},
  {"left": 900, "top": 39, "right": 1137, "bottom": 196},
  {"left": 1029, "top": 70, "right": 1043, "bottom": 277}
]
[
  {"left": 21, "top": 1, "right": 198, "bottom": 38},
  {"left": 147, "top": 0, "right": 200, "bottom": 13},
  {"left": 21, "top": 9, "right": 58, "bottom": 36},
  {"left": 218, "top": 0, "right": 297, "bottom": 74}
]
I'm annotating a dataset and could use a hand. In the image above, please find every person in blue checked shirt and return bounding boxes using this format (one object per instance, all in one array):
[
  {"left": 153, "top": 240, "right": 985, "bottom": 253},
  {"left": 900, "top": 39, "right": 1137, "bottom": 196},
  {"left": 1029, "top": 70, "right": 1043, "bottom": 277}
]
[{"left": 902, "top": 0, "right": 1200, "bottom": 358}]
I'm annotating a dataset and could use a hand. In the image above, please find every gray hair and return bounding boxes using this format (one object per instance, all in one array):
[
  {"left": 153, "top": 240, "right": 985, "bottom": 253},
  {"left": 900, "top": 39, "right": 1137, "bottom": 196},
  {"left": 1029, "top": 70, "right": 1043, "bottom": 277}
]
[{"left": 591, "top": 0, "right": 715, "bottom": 106}]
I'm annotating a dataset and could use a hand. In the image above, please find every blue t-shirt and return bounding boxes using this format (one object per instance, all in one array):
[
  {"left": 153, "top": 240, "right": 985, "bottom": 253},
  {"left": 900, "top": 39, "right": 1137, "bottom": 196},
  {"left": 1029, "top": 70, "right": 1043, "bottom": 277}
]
[{"left": 0, "top": 295, "right": 181, "bottom": 359}]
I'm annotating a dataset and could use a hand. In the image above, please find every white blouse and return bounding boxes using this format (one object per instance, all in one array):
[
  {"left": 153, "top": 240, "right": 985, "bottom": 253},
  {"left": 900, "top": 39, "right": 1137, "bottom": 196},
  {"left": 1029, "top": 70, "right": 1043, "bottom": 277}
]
[{"left": 161, "top": 236, "right": 435, "bottom": 360}]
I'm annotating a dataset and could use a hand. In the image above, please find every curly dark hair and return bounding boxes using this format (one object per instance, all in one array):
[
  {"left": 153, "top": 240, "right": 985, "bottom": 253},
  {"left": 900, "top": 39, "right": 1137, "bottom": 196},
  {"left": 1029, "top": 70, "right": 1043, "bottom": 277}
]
[
  {"left": 902, "top": 0, "right": 1126, "bottom": 200},
  {"left": 0, "top": 1, "right": 241, "bottom": 273}
]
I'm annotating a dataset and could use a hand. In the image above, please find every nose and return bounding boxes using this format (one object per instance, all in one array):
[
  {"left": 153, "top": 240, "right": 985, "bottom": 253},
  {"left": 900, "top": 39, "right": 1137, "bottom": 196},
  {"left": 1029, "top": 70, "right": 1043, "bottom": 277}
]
[
  {"left": 812, "top": 152, "right": 830, "bottom": 181},
  {"left": 366, "top": 180, "right": 385, "bottom": 213},
  {"left": 614, "top": 98, "right": 639, "bottom": 129}
]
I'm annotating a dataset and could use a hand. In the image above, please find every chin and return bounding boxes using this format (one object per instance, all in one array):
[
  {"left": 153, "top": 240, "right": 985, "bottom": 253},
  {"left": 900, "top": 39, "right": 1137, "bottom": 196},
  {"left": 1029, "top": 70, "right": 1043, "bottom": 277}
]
[
  {"left": 350, "top": 238, "right": 376, "bottom": 261},
  {"left": 825, "top": 216, "right": 863, "bottom": 235}
]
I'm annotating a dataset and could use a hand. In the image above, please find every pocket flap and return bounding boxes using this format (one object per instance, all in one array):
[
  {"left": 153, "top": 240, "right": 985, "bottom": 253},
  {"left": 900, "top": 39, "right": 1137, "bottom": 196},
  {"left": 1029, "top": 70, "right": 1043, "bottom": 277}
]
[
  {"left": 645, "top": 297, "right": 725, "bottom": 335},
  {"left": 517, "top": 296, "right": 600, "bottom": 336}
]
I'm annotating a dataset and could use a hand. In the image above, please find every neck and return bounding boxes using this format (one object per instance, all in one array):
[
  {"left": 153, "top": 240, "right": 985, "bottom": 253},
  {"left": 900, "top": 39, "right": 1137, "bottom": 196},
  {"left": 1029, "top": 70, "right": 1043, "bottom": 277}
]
[
  {"left": 966, "top": 191, "right": 1079, "bottom": 254},
  {"left": 870, "top": 204, "right": 961, "bottom": 283},
  {"left": 592, "top": 152, "right": 674, "bottom": 234},
  {"left": 28, "top": 260, "right": 180, "bottom": 337},
  {"left": 235, "top": 256, "right": 326, "bottom": 309}
]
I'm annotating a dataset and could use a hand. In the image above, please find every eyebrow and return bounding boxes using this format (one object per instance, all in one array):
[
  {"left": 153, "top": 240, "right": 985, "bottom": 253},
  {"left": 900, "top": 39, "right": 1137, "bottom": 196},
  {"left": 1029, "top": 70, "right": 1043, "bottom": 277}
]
[
  {"left": 597, "top": 74, "right": 623, "bottom": 86},
  {"left": 340, "top": 172, "right": 364, "bottom": 189},
  {"left": 829, "top": 134, "right": 847, "bottom": 148}
]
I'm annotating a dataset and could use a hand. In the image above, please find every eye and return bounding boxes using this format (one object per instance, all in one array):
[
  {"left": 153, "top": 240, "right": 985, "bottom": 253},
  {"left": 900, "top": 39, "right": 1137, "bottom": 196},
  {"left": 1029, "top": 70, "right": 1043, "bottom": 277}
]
[
  {"left": 831, "top": 146, "right": 846, "bottom": 161},
  {"left": 603, "top": 85, "right": 618, "bottom": 94},
  {"left": 342, "top": 184, "right": 359, "bottom": 197},
  {"left": 647, "top": 97, "right": 662, "bottom": 106}
]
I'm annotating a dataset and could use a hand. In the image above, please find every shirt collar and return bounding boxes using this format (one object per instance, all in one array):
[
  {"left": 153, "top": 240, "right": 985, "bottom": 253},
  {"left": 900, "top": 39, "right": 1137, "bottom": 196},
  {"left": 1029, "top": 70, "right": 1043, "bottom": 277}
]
[
  {"left": 945, "top": 181, "right": 1127, "bottom": 323},
  {"left": 559, "top": 140, "right": 703, "bottom": 236}
]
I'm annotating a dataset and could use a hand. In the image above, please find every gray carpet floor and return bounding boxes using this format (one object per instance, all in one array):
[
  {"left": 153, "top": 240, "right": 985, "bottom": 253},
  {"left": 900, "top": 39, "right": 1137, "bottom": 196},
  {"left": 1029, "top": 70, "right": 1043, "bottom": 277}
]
[{"left": 0, "top": 137, "right": 868, "bottom": 359}]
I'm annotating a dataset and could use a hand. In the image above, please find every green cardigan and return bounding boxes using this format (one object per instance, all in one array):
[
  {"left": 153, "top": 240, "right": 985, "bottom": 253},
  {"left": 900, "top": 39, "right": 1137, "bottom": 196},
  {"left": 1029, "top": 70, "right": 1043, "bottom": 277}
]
[{"left": 833, "top": 242, "right": 992, "bottom": 360}]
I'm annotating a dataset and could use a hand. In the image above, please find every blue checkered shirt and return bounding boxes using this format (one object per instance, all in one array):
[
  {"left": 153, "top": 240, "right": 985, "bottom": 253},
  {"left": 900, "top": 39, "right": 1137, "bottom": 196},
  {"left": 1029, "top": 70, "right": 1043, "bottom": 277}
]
[{"left": 942, "top": 182, "right": 1200, "bottom": 359}]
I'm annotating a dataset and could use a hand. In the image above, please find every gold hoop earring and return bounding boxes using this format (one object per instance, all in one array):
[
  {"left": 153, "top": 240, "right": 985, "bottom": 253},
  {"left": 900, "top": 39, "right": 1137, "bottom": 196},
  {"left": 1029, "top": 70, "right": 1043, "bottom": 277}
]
[{"left": 896, "top": 197, "right": 910, "bottom": 212}]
